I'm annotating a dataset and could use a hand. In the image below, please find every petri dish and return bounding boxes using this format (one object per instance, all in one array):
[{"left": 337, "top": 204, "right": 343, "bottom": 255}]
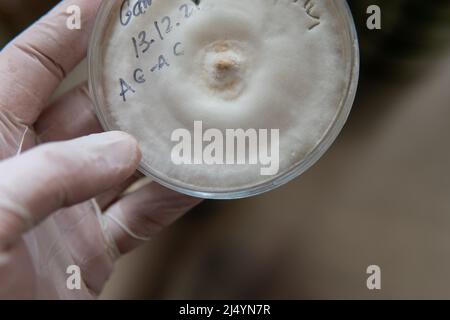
[{"left": 89, "top": 0, "right": 359, "bottom": 199}]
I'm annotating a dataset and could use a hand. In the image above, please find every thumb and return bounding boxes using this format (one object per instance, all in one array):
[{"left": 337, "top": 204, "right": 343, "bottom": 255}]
[{"left": 0, "top": 131, "right": 141, "bottom": 248}]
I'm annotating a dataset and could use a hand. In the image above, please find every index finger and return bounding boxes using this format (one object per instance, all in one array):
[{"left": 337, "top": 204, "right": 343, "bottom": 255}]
[{"left": 0, "top": 0, "right": 101, "bottom": 125}]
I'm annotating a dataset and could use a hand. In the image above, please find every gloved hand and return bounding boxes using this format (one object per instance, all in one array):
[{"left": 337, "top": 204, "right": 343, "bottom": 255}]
[{"left": 0, "top": 0, "right": 202, "bottom": 299}]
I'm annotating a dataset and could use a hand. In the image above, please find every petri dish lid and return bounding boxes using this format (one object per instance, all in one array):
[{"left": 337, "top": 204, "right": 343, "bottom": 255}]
[{"left": 89, "top": 0, "right": 359, "bottom": 199}]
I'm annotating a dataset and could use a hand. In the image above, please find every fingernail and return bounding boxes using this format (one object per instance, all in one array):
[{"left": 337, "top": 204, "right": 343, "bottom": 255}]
[{"left": 78, "top": 131, "right": 142, "bottom": 168}]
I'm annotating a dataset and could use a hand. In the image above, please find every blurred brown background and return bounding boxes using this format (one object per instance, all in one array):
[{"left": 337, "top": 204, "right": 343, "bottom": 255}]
[{"left": 1, "top": 0, "right": 450, "bottom": 299}]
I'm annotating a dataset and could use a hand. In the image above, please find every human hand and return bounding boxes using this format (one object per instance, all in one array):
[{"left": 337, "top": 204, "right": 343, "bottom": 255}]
[{"left": 0, "top": 0, "right": 202, "bottom": 299}]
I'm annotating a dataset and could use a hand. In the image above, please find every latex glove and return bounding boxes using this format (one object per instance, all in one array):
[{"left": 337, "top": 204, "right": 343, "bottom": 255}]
[{"left": 0, "top": 0, "right": 202, "bottom": 299}]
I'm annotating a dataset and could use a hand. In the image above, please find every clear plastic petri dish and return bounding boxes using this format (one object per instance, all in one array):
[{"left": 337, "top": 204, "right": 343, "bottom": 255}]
[{"left": 89, "top": 0, "right": 359, "bottom": 199}]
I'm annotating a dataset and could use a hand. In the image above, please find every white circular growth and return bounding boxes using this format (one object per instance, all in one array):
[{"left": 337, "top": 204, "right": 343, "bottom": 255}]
[{"left": 92, "top": 0, "right": 359, "bottom": 198}]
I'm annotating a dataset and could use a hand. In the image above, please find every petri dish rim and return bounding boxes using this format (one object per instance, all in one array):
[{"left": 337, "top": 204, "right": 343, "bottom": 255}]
[{"left": 88, "top": 0, "right": 360, "bottom": 200}]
